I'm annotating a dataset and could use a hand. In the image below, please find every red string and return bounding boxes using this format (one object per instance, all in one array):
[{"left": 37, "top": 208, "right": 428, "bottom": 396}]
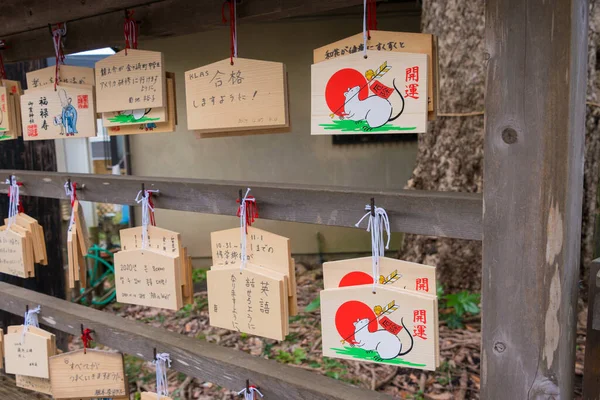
[
  {"left": 124, "top": 11, "right": 138, "bottom": 55},
  {"left": 222, "top": 1, "right": 236, "bottom": 65},
  {"left": 8, "top": 181, "right": 24, "bottom": 214},
  {"left": 70, "top": 182, "right": 77, "bottom": 207},
  {"left": 367, "top": 0, "right": 377, "bottom": 39},
  {"left": 148, "top": 192, "right": 156, "bottom": 226},
  {"left": 236, "top": 195, "right": 258, "bottom": 233},
  {"left": 81, "top": 328, "right": 93, "bottom": 354},
  {"left": 52, "top": 24, "right": 66, "bottom": 91}
]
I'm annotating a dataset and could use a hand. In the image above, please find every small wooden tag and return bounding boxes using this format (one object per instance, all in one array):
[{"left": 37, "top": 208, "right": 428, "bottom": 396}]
[
  {"left": 49, "top": 349, "right": 128, "bottom": 399},
  {"left": 313, "top": 31, "right": 438, "bottom": 120},
  {"left": 185, "top": 58, "right": 289, "bottom": 133},
  {"left": 26, "top": 65, "right": 95, "bottom": 89},
  {"left": 95, "top": 49, "right": 166, "bottom": 112},
  {"left": 114, "top": 248, "right": 182, "bottom": 310},
  {"left": 108, "top": 73, "right": 177, "bottom": 136},
  {"left": 20, "top": 84, "right": 97, "bottom": 140},
  {"left": 0, "top": 225, "right": 29, "bottom": 278},
  {"left": 323, "top": 256, "right": 436, "bottom": 294},
  {"left": 207, "top": 266, "right": 287, "bottom": 340},
  {"left": 15, "top": 375, "right": 53, "bottom": 395},
  {"left": 4, "top": 327, "right": 53, "bottom": 378},
  {"left": 320, "top": 284, "right": 437, "bottom": 371},
  {"left": 311, "top": 51, "right": 428, "bottom": 135}
]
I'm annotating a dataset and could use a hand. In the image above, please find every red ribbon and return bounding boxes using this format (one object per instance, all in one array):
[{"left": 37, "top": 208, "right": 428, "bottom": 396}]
[
  {"left": 367, "top": 0, "right": 377, "bottom": 39},
  {"left": 148, "top": 192, "right": 156, "bottom": 226},
  {"left": 222, "top": 1, "right": 236, "bottom": 65},
  {"left": 51, "top": 24, "right": 66, "bottom": 91},
  {"left": 69, "top": 182, "right": 78, "bottom": 207},
  {"left": 124, "top": 11, "right": 138, "bottom": 55},
  {"left": 8, "top": 181, "right": 24, "bottom": 214},
  {"left": 81, "top": 328, "right": 93, "bottom": 354},
  {"left": 236, "top": 195, "right": 258, "bottom": 233}
]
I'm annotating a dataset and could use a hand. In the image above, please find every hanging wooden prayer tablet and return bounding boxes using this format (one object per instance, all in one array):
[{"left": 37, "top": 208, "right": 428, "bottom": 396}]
[
  {"left": 26, "top": 65, "right": 95, "bottom": 89},
  {"left": 95, "top": 49, "right": 166, "bottom": 112},
  {"left": 311, "top": 51, "right": 428, "bottom": 135},
  {"left": 320, "top": 284, "right": 438, "bottom": 371},
  {"left": 141, "top": 392, "right": 173, "bottom": 400},
  {"left": 20, "top": 84, "right": 97, "bottom": 140},
  {"left": 15, "top": 375, "right": 53, "bottom": 395},
  {"left": 0, "top": 85, "right": 11, "bottom": 133},
  {"left": 108, "top": 72, "right": 177, "bottom": 136},
  {"left": 207, "top": 266, "right": 287, "bottom": 340},
  {"left": 0, "top": 225, "right": 30, "bottom": 278},
  {"left": 323, "top": 256, "right": 437, "bottom": 295},
  {"left": 211, "top": 226, "right": 298, "bottom": 316},
  {"left": 15, "top": 213, "right": 47, "bottom": 265},
  {"left": 114, "top": 248, "right": 183, "bottom": 310},
  {"left": 313, "top": 31, "right": 438, "bottom": 119},
  {"left": 49, "top": 349, "right": 128, "bottom": 399},
  {"left": 185, "top": 58, "right": 289, "bottom": 134},
  {"left": 102, "top": 106, "right": 166, "bottom": 127},
  {"left": 4, "top": 325, "right": 55, "bottom": 378}
]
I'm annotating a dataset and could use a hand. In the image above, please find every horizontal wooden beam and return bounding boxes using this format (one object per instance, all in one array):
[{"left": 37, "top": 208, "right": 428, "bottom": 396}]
[
  {"left": 0, "top": 282, "right": 392, "bottom": 400},
  {"left": 1, "top": 0, "right": 366, "bottom": 62},
  {"left": 0, "top": 170, "right": 483, "bottom": 240}
]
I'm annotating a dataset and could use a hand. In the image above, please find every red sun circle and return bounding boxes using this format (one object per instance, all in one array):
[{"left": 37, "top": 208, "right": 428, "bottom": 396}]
[
  {"left": 325, "top": 68, "right": 369, "bottom": 117},
  {"left": 334, "top": 300, "right": 378, "bottom": 345},
  {"left": 339, "top": 271, "right": 374, "bottom": 287}
]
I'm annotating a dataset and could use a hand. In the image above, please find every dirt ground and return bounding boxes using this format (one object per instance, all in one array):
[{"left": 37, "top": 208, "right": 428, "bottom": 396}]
[{"left": 86, "top": 262, "right": 587, "bottom": 400}]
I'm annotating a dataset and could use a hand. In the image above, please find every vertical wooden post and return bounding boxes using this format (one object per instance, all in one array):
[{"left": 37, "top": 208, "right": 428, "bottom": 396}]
[
  {"left": 482, "top": 0, "right": 587, "bottom": 398},
  {"left": 583, "top": 259, "right": 600, "bottom": 399}
]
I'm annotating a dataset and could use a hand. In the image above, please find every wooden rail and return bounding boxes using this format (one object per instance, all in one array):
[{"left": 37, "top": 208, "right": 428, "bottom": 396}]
[
  {"left": 0, "top": 282, "right": 392, "bottom": 400},
  {"left": 0, "top": 170, "right": 483, "bottom": 241}
]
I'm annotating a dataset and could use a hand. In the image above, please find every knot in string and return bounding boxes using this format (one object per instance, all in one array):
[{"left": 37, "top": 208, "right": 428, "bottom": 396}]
[
  {"left": 154, "top": 353, "right": 172, "bottom": 398},
  {"left": 6, "top": 176, "right": 22, "bottom": 227},
  {"left": 237, "top": 386, "right": 264, "bottom": 400},
  {"left": 64, "top": 180, "right": 78, "bottom": 230},
  {"left": 81, "top": 328, "right": 93, "bottom": 354},
  {"left": 222, "top": 0, "right": 238, "bottom": 64},
  {"left": 237, "top": 188, "right": 257, "bottom": 270},
  {"left": 355, "top": 205, "right": 390, "bottom": 292},
  {"left": 22, "top": 305, "right": 41, "bottom": 342},
  {"left": 124, "top": 10, "right": 138, "bottom": 55},
  {"left": 51, "top": 23, "right": 66, "bottom": 90},
  {"left": 135, "top": 189, "right": 159, "bottom": 249}
]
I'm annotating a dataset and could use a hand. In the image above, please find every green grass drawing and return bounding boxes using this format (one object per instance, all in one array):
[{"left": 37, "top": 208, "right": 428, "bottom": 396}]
[
  {"left": 330, "top": 346, "right": 426, "bottom": 367},
  {"left": 107, "top": 114, "right": 160, "bottom": 124},
  {"left": 0, "top": 127, "right": 6, "bottom": 131},
  {"left": 0, "top": 134, "right": 11, "bottom": 140},
  {"left": 319, "top": 119, "right": 416, "bottom": 133}
]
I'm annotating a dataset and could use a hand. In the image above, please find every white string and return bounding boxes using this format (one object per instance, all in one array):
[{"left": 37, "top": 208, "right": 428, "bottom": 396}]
[
  {"left": 64, "top": 181, "right": 76, "bottom": 231},
  {"left": 135, "top": 189, "right": 159, "bottom": 249},
  {"left": 154, "top": 353, "right": 172, "bottom": 399},
  {"left": 6, "top": 176, "right": 19, "bottom": 228},
  {"left": 22, "top": 305, "right": 41, "bottom": 342},
  {"left": 355, "top": 205, "right": 391, "bottom": 292},
  {"left": 233, "top": 0, "right": 238, "bottom": 58},
  {"left": 239, "top": 188, "right": 253, "bottom": 270},
  {"left": 237, "top": 386, "right": 264, "bottom": 400},
  {"left": 362, "top": 0, "right": 368, "bottom": 58}
]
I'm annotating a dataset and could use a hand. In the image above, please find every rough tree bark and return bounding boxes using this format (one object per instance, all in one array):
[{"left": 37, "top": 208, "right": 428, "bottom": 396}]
[{"left": 403, "top": 0, "right": 600, "bottom": 294}]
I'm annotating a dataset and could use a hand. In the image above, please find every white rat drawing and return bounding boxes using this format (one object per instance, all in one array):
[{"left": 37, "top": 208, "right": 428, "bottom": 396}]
[
  {"left": 342, "top": 79, "right": 405, "bottom": 130},
  {"left": 353, "top": 317, "right": 414, "bottom": 360}
]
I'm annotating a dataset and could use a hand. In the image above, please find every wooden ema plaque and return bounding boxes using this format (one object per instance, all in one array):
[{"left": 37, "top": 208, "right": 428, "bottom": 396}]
[
  {"left": 102, "top": 106, "right": 166, "bottom": 127},
  {"left": 26, "top": 65, "right": 95, "bottom": 89},
  {"left": 108, "top": 73, "right": 177, "bottom": 135},
  {"left": 0, "top": 225, "right": 29, "bottom": 278},
  {"left": 95, "top": 49, "right": 166, "bottom": 113},
  {"left": 320, "top": 284, "right": 437, "bottom": 371},
  {"left": 20, "top": 84, "right": 97, "bottom": 140},
  {"left": 211, "top": 226, "right": 298, "bottom": 316},
  {"left": 313, "top": 31, "right": 438, "bottom": 119},
  {"left": 49, "top": 349, "right": 128, "bottom": 399},
  {"left": 4, "top": 325, "right": 56, "bottom": 378},
  {"left": 16, "top": 374, "right": 53, "bottom": 395},
  {"left": 14, "top": 213, "right": 47, "bottom": 265},
  {"left": 0, "top": 85, "right": 11, "bottom": 133},
  {"left": 311, "top": 51, "right": 428, "bottom": 135},
  {"left": 323, "top": 256, "right": 437, "bottom": 294},
  {"left": 185, "top": 58, "right": 289, "bottom": 133},
  {"left": 114, "top": 248, "right": 182, "bottom": 310},
  {"left": 141, "top": 392, "right": 173, "bottom": 400},
  {"left": 207, "top": 265, "right": 287, "bottom": 340}
]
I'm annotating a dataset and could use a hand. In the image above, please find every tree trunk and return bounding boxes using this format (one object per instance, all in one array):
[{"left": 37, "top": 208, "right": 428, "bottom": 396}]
[{"left": 405, "top": 0, "right": 600, "bottom": 295}]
